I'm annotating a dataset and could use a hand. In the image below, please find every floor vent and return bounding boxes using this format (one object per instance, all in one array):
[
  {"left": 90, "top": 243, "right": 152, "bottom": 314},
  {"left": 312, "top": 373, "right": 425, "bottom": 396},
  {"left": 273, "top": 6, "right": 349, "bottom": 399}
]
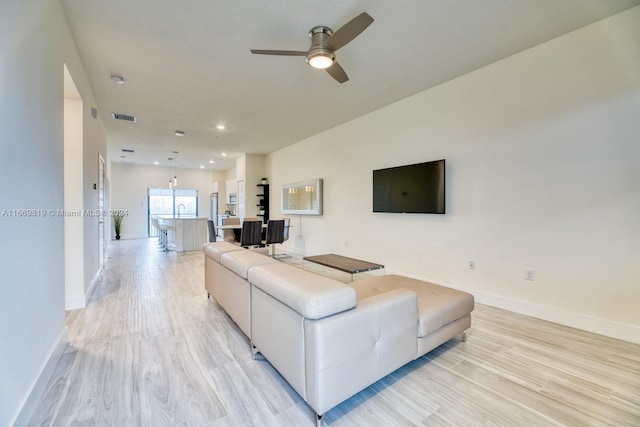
[{"left": 112, "top": 112, "right": 136, "bottom": 122}]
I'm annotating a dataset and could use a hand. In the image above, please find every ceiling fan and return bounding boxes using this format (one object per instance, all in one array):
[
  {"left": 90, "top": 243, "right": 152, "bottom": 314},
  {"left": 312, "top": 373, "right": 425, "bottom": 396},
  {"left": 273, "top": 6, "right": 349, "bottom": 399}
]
[{"left": 250, "top": 12, "right": 374, "bottom": 83}]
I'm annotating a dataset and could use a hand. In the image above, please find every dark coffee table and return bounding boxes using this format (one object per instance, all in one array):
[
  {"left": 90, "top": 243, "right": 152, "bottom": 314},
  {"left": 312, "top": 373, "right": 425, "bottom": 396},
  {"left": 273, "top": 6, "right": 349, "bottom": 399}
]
[{"left": 302, "top": 253, "right": 384, "bottom": 281}]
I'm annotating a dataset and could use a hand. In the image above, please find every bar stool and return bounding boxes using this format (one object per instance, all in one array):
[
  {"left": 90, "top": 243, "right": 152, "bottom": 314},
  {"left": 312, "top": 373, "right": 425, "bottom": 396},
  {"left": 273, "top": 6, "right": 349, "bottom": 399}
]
[
  {"left": 151, "top": 217, "right": 164, "bottom": 247},
  {"left": 153, "top": 217, "right": 174, "bottom": 251}
]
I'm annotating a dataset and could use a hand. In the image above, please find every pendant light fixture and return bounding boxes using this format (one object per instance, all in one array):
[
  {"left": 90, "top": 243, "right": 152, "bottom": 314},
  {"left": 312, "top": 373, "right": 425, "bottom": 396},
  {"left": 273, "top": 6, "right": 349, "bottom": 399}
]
[{"left": 172, "top": 151, "right": 178, "bottom": 187}]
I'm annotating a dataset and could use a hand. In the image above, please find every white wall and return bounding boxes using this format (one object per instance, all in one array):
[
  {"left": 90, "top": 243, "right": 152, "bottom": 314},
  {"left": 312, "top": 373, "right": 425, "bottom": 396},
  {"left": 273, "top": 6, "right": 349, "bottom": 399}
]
[
  {"left": 0, "top": 0, "right": 108, "bottom": 424},
  {"left": 64, "top": 95, "right": 85, "bottom": 310},
  {"left": 0, "top": 2, "right": 66, "bottom": 424},
  {"left": 237, "top": 154, "right": 266, "bottom": 218},
  {"left": 110, "top": 162, "right": 226, "bottom": 239},
  {"left": 267, "top": 7, "right": 640, "bottom": 342}
]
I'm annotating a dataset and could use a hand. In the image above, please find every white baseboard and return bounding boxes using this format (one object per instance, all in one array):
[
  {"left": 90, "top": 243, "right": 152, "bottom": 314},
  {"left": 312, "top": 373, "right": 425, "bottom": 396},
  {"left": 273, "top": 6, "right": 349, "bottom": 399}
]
[
  {"left": 387, "top": 270, "right": 640, "bottom": 345},
  {"left": 472, "top": 290, "right": 640, "bottom": 345},
  {"left": 65, "top": 266, "right": 103, "bottom": 311},
  {"left": 111, "top": 233, "right": 148, "bottom": 241},
  {"left": 13, "top": 328, "right": 68, "bottom": 426}
]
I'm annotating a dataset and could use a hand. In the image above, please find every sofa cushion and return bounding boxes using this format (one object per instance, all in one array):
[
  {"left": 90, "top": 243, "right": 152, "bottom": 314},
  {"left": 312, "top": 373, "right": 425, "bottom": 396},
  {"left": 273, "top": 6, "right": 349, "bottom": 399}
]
[
  {"left": 248, "top": 263, "right": 356, "bottom": 319},
  {"left": 220, "top": 250, "right": 279, "bottom": 279},
  {"left": 202, "top": 241, "right": 245, "bottom": 263},
  {"left": 350, "top": 275, "right": 474, "bottom": 337}
]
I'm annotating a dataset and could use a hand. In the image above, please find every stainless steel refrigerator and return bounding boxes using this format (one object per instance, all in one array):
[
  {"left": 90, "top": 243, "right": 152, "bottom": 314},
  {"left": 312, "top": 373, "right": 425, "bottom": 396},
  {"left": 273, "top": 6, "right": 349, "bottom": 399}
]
[{"left": 210, "top": 193, "right": 218, "bottom": 224}]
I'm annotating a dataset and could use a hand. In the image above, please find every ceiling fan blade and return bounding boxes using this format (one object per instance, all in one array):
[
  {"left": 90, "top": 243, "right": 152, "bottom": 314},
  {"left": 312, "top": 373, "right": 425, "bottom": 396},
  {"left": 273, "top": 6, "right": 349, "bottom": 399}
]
[
  {"left": 250, "top": 49, "right": 307, "bottom": 56},
  {"left": 326, "top": 62, "right": 349, "bottom": 83},
  {"left": 326, "top": 12, "right": 374, "bottom": 51}
]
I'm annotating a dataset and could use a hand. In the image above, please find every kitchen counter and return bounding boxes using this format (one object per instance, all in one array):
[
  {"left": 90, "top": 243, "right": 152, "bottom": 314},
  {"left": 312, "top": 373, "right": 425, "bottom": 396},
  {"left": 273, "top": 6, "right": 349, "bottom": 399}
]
[{"left": 159, "top": 216, "right": 208, "bottom": 252}]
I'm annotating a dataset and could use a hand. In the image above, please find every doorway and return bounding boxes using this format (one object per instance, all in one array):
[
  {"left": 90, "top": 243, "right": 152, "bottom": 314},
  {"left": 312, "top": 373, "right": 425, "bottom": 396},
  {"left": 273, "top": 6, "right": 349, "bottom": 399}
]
[{"left": 98, "top": 154, "right": 106, "bottom": 269}]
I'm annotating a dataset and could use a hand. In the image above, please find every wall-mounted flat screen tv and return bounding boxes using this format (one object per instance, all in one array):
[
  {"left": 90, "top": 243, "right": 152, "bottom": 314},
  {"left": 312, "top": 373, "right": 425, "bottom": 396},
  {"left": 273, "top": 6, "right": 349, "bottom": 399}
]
[{"left": 373, "top": 159, "right": 445, "bottom": 214}]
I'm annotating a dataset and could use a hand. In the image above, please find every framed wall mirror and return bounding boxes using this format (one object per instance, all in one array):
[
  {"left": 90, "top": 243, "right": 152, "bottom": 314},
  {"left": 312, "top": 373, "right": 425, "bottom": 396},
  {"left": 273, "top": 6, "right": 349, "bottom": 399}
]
[{"left": 281, "top": 178, "right": 323, "bottom": 215}]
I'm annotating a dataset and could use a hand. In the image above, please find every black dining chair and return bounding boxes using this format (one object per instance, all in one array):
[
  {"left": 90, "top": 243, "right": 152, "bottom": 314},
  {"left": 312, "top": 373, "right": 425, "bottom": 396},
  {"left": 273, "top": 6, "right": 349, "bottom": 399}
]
[
  {"left": 263, "top": 219, "right": 285, "bottom": 257},
  {"left": 272, "top": 218, "right": 291, "bottom": 259},
  {"left": 239, "top": 220, "right": 263, "bottom": 248},
  {"left": 206, "top": 219, "right": 216, "bottom": 242}
]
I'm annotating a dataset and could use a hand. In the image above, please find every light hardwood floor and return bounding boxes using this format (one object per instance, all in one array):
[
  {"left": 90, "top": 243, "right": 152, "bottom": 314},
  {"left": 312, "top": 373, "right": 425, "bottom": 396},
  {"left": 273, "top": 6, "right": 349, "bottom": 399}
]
[{"left": 28, "top": 239, "right": 639, "bottom": 426}]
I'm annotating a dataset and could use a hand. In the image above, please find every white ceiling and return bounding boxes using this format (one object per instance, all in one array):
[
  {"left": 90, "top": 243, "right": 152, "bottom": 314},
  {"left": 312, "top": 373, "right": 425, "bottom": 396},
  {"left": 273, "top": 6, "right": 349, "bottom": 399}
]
[{"left": 61, "top": 0, "right": 640, "bottom": 171}]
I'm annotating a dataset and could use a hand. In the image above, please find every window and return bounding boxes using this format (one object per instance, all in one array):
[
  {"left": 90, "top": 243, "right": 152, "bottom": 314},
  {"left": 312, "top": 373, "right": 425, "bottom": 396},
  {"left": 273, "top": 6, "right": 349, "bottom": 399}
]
[{"left": 147, "top": 188, "right": 198, "bottom": 236}]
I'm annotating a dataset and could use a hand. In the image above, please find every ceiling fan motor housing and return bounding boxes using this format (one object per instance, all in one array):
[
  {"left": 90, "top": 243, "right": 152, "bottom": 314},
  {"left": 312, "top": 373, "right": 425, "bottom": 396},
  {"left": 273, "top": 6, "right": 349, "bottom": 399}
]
[{"left": 306, "top": 26, "right": 335, "bottom": 67}]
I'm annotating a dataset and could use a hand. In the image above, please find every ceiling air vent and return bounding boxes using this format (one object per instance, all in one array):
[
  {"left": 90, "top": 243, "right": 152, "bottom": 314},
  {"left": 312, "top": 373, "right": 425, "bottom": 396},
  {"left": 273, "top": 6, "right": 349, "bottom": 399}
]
[
  {"left": 112, "top": 112, "right": 136, "bottom": 122},
  {"left": 121, "top": 148, "right": 135, "bottom": 153}
]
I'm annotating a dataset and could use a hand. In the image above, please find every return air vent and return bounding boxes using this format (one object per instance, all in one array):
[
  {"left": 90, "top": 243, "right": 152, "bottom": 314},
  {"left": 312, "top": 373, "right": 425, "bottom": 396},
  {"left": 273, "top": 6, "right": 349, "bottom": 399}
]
[
  {"left": 112, "top": 112, "right": 136, "bottom": 122},
  {"left": 121, "top": 148, "right": 135, "bottom": 153}
]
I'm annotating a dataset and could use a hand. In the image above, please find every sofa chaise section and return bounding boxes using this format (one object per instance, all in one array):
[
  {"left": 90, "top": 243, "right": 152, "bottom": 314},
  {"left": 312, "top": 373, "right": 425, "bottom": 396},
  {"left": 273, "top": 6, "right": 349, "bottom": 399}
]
[
  {"left": 248, "top": 263, "right": 418, "bottom": 424},
  {"left": 350, "top": 274, "right": 474, "bottom": 356}
]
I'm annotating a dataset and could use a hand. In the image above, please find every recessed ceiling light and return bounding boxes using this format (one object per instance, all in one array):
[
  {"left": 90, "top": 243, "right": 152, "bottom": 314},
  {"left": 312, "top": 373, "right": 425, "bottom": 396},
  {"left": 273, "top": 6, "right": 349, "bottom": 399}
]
[
  {"left": 154, "top": 161, "right": 159, "bottom": 165},
  {"left": 200, "top": 166, "right": 204, "bottom": 169},
  {"left": 216, "top": 124, "right": 226, "bottom": 130},
  {"left": 209, "top": 160, "right": 215, "bottom": 164},
  {"left": 175, "top": 130, "right": 185, "bottom": 137},
  {"left": 221, "top": 153, "right": 227, "bottom": 157},
  {"left": 110, "top": 75, "right": 125, "bottom": 84}
]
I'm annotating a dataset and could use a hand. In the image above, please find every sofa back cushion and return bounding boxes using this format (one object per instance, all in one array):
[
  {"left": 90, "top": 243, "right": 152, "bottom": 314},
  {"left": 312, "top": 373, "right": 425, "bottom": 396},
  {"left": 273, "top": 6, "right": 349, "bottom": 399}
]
[
  {"left": 220, "top": 250, "right": 279, "bottom": 279},
  {"left": 248, "top": 263, "right": 356, "bottom": 319},
  {"left": 202, "top": 241, "right": 244, "bottom": 262}
]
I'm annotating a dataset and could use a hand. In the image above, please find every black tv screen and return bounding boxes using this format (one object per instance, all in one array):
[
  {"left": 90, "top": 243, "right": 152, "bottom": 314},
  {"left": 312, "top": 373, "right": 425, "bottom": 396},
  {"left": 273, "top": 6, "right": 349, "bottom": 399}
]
[{"left": 373, "top": 159, "right": 445, "bottom": 214}]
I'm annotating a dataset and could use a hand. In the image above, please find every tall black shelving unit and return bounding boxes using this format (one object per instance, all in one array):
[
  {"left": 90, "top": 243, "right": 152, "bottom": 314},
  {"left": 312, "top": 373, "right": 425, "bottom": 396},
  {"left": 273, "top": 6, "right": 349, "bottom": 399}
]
[{"left": 256, "top": 183, "right": 269, "bottom": 224}]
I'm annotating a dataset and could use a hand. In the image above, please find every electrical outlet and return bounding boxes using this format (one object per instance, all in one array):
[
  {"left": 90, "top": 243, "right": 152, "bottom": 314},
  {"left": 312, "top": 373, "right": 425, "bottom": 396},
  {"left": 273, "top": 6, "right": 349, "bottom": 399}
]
[
  {"left": 468, "top": 260, "right": 476, "bottom": 270},
  {"left": 525, "top": 269, "right": 535, "bottom": 281}
]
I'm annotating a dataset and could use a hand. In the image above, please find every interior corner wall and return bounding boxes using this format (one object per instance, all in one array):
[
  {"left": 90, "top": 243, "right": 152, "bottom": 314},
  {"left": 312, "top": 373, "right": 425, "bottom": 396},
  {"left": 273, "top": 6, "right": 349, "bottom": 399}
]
[
  {"left": 267, "top": 7, "right": 640, "bottom": 342},
  {"left": 0, "top": 0, "right": 108, "bottom": 424}
]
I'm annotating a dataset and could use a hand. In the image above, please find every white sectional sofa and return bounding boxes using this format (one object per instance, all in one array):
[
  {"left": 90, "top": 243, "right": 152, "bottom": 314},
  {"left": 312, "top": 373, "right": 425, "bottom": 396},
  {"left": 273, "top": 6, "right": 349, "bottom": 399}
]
[{"left": 202, "top": 242, "right": 474, "bottom": 426}]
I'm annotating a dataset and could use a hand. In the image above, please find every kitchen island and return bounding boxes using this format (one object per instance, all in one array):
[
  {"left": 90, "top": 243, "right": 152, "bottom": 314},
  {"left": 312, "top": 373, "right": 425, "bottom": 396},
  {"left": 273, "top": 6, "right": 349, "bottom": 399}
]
[{"left": 159, "top": 216, "right": 208, "bottom": 252}]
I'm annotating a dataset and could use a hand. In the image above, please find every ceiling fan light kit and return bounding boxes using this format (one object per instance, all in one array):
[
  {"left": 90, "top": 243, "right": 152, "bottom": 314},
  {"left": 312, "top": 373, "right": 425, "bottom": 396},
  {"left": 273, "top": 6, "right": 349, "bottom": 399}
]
[
  {"left": 250, "top": 12, "right": 374, "bottom": 83},
  {"left": 306, "top": 26, "right": 335, "bottom": 69},
  {"left": 307, "top": 50, "right": 335, "bottom": 69}
]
